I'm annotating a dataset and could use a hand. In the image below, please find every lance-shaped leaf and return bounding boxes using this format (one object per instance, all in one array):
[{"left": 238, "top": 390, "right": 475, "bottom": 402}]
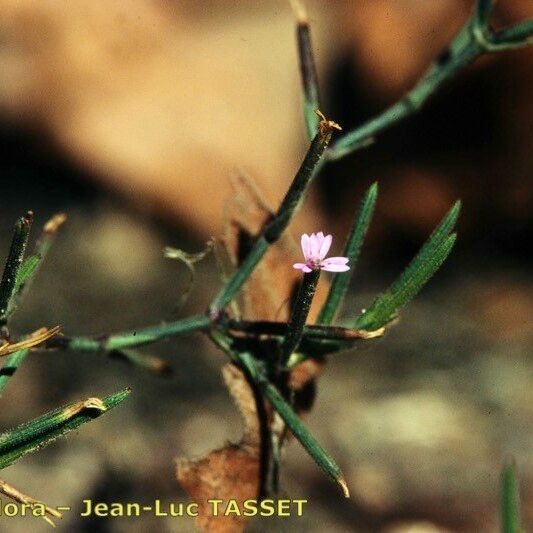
[
  {"left": 211, "top": 331, "right": 348, "bottom": 497},
  {"left": 318, "top": 182, "right": 378, "bottom": 325},
  {"left": 0, "top": 212, "right": 33, "bottom": 325},
  {"left": 355, "top": 233, "right": 456, "bottom": 331},
  {"left": 390, "top": 200, "right": 460, "bottom": 294},
  {"left": 54, "top": 314, "right": 211, "bottom": 353},
  {"left": 0, "top": 388, "right": 130, "bottom": 469},
  {"left": 238, "top": 351, "right": 349, "bottom": 497},
  {"left": 7, "top": 213, "right": 67, "bottom": 316},
  {"left": 11, "top": 255, "right": 39, "bottom": 300},
  {"left": 0, "top": 215, "right": 67, "bottom": 395},
  {"left": 354, "top": 202, "right": 460, "bottom": 331},
  {"left": 501, "top": 460, "right": 521, "bottom": 533}
]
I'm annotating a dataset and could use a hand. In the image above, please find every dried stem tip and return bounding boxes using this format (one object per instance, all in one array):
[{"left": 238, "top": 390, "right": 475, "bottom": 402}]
[
  {"left": 290, "top": 0, "right": 308, "bottom": 25},
  {"left": 0, "top": 326, "right": 61, "bottom": 357},
  {"left": 0, "top": 478, "right": 62, "bottom": 527},
  {"left": 316, "top": 110, "right": 342, "bottom": 137}
]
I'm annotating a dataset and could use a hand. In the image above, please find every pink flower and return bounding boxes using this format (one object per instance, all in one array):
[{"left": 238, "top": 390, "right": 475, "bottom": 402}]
[{"left": 293, "top": 232, "right": 350, "bottom": 273}]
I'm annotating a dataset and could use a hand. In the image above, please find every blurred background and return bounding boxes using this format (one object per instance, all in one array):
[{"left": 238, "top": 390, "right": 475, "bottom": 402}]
[{"left": 0, "top": 0, "right": 531, "bottom": 531}]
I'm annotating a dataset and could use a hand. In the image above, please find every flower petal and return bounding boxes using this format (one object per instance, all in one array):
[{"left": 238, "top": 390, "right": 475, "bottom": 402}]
[
  {"left": 322, "top": 256, "right": 349, "bottom": 265},
  {"left": 318, "top": 234, "right": 332, "bottom": 259},
  {"left": 321, "top": 263, "right": 350, "bottom": 272},
  {"left": 301, "top": 234, "right": 311, "bottom": 260},
  {"left": 309, "top": 233, "right": 321, "bottom": 259},
  {"left": 293, "top": 262, "right": 313, "bottom": 273}
]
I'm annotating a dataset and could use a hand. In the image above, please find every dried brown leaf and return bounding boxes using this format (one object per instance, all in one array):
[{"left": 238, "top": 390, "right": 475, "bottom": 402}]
[{"left": 176, "top": 364, "right": 262, "bottom": 532}]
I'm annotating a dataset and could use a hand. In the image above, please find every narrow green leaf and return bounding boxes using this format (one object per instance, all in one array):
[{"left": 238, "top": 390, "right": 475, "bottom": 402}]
[
  {"left": 14, "top": 255, "right": 40, "bottom": 290},
  {"left": 353, "top": 201, "right": 460, "bottom": 331},
  {"left": 318, "top": 182, "right": 378, "bottom": 325},
  {"left": 391, "top": 200, "right": 460, "bottom": 295},
  {"left": 7, "top": 213, "right": 67, "bottom": 319},
  {"left": 501, "top": 460, "right": 521, "bottom": 533},
  {"left": 239, "top": 351, "right": 349, "bottom": 497},
  {"left": 209, "top": 330, "right": 350, "bottom": 497},
  {"left": 6, "top": 255, "right": 40, "bottom": 315},
  {"left": 355, "top": 233, "right": 457, "bottom": 331},
  {"left": 0, "top": 213, "right": 33, "bottom": 325},
  {"left": 0, "top": 388, "right": 130, "bottom": 469},
  {"left": 492, "top": 20, "right": 533, "bottom": 48}
]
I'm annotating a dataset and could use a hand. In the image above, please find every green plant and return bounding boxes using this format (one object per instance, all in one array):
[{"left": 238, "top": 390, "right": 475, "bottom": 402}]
[{"left": 1, "top": 0, "right": 532, "bottom": 528}]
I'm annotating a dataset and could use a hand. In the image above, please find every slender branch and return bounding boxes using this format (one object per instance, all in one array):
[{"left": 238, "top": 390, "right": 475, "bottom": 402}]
[
  {"left": 0, "top": 478, "right": 62, "bottom": 527},
  {"left": 227, "top": 319, "right": 381, "bottom": 342},
  {"left": 326, "top": 2, "right": 533, "bottom": 161},
  {"left": 280, "top": 269, "right": 320, "bottom": 368},
  {"left": 208, "top": 114, "right": 340, "bottom": 315},
  {"left": 0, "top": 212, "right": 33, "bottom": 326},
  {"left": 292, "top": 0, "right": 321, "bottom": 139},
  {"left": 47, "top": 314, "right": 211, "bottom": 353},
  {"left": 492, "top": 20, "right": 533, "bottom": 48}
]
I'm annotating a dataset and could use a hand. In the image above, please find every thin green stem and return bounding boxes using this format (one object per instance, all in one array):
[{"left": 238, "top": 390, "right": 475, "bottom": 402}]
[
  {"left": 209, "top": 118, "right": 339, "bottom": 315},
  {"left": 280, "top": 269, "right": 320, "bottom": 368},
  {"left": 493, "top": 20, "right": 533, "bottom": 48},
  {"left": 318, "top": 182, "right": 378, "bottom": 325},
  {"left": 227, "top": 319, "right": 379, "bottom": 342},
  {"left": 49, "top": 314, "right": 211, "bottom": 353},
  {"left": 326, "top": 1, "right": 533, "bottom": 161},
  {"left": 0, "top": 213, "right": 33, "bottom": 326},
  {"left": 501, "top": 459, "right": 521, "bottom": 533},
  {"left": 328, "top": 36, "right": 477, "bottom": 160}
]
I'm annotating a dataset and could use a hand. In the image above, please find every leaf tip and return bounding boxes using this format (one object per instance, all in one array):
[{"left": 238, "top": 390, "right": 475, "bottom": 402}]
[
  {"left": 339, "top": 476, "right": 350, "bottom": 498},
  {"left": 290, "top": 0, "right": 308, "bottom": 25},
  {"left": 44, "top": 213, "right": 67, "bottom": 235}
]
